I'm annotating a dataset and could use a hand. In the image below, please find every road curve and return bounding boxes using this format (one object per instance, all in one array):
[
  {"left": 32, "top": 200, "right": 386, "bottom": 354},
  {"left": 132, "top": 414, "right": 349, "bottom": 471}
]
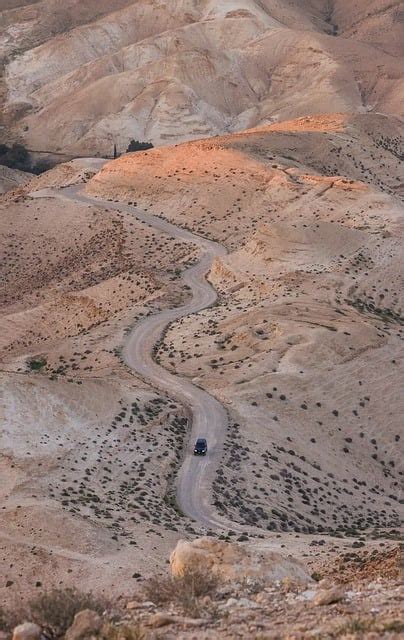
[{"left": 56, "top": 185, "right": 233, "bottom": 530}]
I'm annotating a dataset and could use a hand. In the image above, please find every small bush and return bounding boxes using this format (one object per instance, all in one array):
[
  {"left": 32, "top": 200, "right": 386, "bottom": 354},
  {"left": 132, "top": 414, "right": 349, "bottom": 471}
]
[
  {"left": 27, "top": 587, "right": 107, "bottom": 638},
  {"left": 143, "top": 567, "right": 218, "bottom": 615},
  {"left": 335, "top": 618, "right": 374, "bottom": 636},
  {"left": 27, "top": 356, "right": 47, "bottom": 371},
  {"left": 126, "top": 140, "right": 154, "bottom": 153},
  {"left": 381, "top": 620, "right": 404, "bottom": 633},
  {"left": 0, "top": 143, "right": 31, "bottom": 172},
  {"left": 0, "top": 606, "right": 18, "bottom": 632}
]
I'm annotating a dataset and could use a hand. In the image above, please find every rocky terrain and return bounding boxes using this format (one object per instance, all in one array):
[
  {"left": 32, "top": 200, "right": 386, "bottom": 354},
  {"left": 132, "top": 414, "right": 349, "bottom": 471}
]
[
  {"left": 1, "top": 538, "right": 403, "bottom": 640},
  {"left": 1, "top": 1, "right": 403, "bottom": 153},
  {"left": 0, "top": 1, "right": 403, "bottom": 637},
  {"left": 0, "top": 157, "right": 200, "bottom": 602},
  {"left": 1, "top": 111, "right": 403, "bottom": 622},
  {"left": 0, "top": 165, "right": 32, "bottom": 194},
  {"left": 87, "top": 112, "right": 404, "bottom": 536}
]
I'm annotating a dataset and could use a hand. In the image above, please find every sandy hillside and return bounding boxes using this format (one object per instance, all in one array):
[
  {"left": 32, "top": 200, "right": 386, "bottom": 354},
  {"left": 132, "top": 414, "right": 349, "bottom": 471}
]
[
  {"left": 1, "top": 0, "right": 403, "bottom": 153},
  {"left": 0, "top": 161, "right": 201, "bottom": 604},
  {"left": 87, "top": 112, "right": 404, "bottom": 536},
  {"left": 0, "top": 110, "right": 403, "bottom": 620},
  {"left": 0, "top": 165, "right": 32, "bottom": 194},
  {"left": 0, "top": 3, "right": 403, "bottom": 623}
]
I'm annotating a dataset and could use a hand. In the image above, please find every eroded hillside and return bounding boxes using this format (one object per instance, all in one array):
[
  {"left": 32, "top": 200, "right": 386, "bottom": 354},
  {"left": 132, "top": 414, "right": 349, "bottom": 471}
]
[
  {"left": 87, "top": 112, "right": 404, "bottom": 536},
  {"left": 1, "top": 0, "right": 403, "bottom": 153},
  {"left": 1, "top": 113, "right": 403, "bottom": 614}
]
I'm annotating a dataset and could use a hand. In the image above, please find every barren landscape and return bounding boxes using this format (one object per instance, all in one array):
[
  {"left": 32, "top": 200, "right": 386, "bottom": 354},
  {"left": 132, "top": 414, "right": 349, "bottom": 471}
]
[
  {"left": 1, "top": 0, "right": 403, "bottom": 154},
  {"left": 0, "top": 1, "right": 403, "bottom": 638}
]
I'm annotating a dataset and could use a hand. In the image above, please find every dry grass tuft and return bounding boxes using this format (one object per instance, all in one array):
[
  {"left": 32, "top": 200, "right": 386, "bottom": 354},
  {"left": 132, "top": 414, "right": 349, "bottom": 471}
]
[
  {"left": 143, "top": 567, "right": 218, "bottom": 616},
  {"left": 1, "top": 588, "right": 109, "bottom": 638}
]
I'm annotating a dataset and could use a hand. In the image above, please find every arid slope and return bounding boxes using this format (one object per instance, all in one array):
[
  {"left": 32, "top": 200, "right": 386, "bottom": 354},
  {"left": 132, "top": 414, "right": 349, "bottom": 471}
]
[
  {"left": 1, "top": 0, "right": 403, "bottom": 153},
  {"left": 1, "top": 111, "right": 403, "bottom": 607},
  {"left": 87, "top": 112, "right": 404, "bottom": 535}
]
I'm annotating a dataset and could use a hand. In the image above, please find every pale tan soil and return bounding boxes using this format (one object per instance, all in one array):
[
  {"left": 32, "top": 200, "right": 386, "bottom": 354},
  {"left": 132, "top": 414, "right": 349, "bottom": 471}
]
[
  {"left": 1, "top": 2, "right": 403, "bottom": 153},
  {"left": 0, "top": 165, "right": 32, "bottom": 194},
  {"left": 1, "top": 109, "right": 403, "bottom": 628},
  {"left": 0, "top": 165, "right": 200, "bottom": 605},
  {"left": 87, "top": 113, "right": 404, "bottom": 537}
]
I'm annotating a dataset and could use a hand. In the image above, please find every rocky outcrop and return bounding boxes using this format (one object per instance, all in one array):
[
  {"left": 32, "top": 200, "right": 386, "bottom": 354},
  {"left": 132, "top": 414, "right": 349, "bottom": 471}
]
[
  {"left": 65, "top": 610, "right": 102, "bottom": 640},
  {"left": 12, "top": 623, "right": 41, "bottom": 640},
  {"left": 0, "top": 166, "right": 33, "bottom": 195},
  {"left": 170, "top": 537, "right": 310, "bottom": 583}
]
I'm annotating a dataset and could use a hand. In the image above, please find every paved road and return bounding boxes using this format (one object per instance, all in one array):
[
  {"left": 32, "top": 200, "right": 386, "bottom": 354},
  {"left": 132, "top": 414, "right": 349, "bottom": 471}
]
[{"left": 58, "top": 186, "right": 232, "bottom": 530}]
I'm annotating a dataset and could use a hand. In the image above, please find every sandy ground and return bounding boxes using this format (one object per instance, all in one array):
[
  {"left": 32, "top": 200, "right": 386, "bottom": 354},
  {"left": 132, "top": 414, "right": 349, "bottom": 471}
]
[
  {"left": 1, "top": 110, "right": 403, "bottom": 611},
  {"left": 87, "top": 113, "right": 404, "bottom": 536},
  {"left": 0, "top": 166, "right": 198, "bottom": 604}
]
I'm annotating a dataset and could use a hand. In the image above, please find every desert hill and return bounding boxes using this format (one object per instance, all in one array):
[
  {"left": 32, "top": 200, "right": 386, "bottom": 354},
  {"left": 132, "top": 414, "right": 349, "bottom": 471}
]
[
  {"left": 1, "top": 0, "right": 403, "bottom": 154},
  {"left": 1, "top": 112, "right": 403, "bottom": 608},
  {"left": 0, "top": 158, "right": 200, "bottom": 603},
  {"left": 0, "top": 0, "right": 403, "bottom": 624},
  {"left": 0, "top": 164, "right": 32, "bottom": 193},
  {"left": 87, "top": 112, "right": 404, "bottom": 535}
]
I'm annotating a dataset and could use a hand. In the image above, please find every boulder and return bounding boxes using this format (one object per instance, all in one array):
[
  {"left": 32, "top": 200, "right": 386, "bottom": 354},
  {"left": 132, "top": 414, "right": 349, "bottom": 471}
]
[
  {"left": 65, "top": 610, "right": 102, "bottom": 640},
  {"left": 170, "top": 538, "right": 310, "bottom": 584},
  {"left": 12, "top": 623, "right": 42, "bottom": 640},
  {"left": 148, "top": 613, "right": 175, "bottom": 629},
  {"left": 312, "top": 586, "right": 345, "bottom": 606}
]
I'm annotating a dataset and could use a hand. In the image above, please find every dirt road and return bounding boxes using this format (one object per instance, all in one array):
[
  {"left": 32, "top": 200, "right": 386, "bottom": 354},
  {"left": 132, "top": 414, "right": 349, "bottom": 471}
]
[{"left": 55, "top": 186, "right": 231, "bottom": 530}]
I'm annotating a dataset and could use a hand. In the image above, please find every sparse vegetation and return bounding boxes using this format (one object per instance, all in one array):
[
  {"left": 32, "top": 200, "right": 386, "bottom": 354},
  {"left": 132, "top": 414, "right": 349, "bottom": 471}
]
[
  {"left": 27, "top": 588, "right": 107, "bottom": 638},
  {"left": 143, "top": 567, "right": 218, "bottom": 615},
  {"left": 27, "top": 356, "right": 47, "bottom": 371},
  {"left": 126, "top": 140, "right": 154, "bottom": 153},
  {"left": 0, "top": 143, "right": 31, "bottom": 172}
]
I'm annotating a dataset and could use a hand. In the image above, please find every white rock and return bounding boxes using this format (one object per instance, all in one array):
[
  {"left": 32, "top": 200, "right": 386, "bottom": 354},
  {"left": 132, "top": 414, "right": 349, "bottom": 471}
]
[
  {"left": 65, "top": 610, "right": 101, "bottom": 640},
  {"left": 297, "top": 589, "right": 317, "bottom": 601},
  {"left": 221, "top": 597, "right": 260, "bottom": 609},
  {"left": 12, "top": 623, "right": 42, "bottom": 640},
  {"left": 312, "top": 586, "right": 345, "bottom": 606},
  {"left": 170, "top": 538, "right": 310, "bottom": 584}
]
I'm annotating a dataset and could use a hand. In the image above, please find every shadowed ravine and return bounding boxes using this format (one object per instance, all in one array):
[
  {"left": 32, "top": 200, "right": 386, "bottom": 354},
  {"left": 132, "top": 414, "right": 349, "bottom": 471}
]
[{"left": 55, "top": 185, "right": 233, "bottom": 531}]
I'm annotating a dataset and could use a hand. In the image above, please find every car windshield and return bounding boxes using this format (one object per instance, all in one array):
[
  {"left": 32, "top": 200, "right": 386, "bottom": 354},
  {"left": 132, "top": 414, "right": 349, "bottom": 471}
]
[{"left": 196, "top": 439, "right": 206, "bottom": 445}]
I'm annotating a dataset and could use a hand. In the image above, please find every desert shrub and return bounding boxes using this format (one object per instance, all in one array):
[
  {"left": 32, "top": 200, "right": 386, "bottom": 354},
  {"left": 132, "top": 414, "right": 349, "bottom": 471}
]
[
  {"left": 0, "top": 143, "right": 31, "bottom": 172},
  {"left": 311, "top": 572, "right": 322, "bottom": 582},
  {"left": 335, "top": 618, "right": 374, "bottom": 636},
  {"left": 143, "top": 567, "right": 218, "bottom": 615},
  {"left": 0, "top": 605, "right": 19, "bottom": 632},
  {"left": 27, "top": 356, "right": 47, "bottom": 371},
  {"left": 27, "top": 587, "right": 107, "bottom": 638},
  {"left": 31, "top": 158, "right": 54, "bottom": 175},
  {"left": 381, "top": 620, "right": 404, "bottom": 633},
  {"left": 126, "top": 140, "right": 154, "bottom": 153}
]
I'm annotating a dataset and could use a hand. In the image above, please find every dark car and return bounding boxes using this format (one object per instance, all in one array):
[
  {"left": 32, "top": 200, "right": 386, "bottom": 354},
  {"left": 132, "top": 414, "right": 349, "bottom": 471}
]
[{"left": 194, "top": 438, "right": 207, "bottom": 455}]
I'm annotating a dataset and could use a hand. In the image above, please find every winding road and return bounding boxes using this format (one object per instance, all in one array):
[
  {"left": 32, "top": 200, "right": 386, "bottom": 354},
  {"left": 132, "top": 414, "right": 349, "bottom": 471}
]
[{"left": 56, "top": 185, "right": 232, "bottom": 531}]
